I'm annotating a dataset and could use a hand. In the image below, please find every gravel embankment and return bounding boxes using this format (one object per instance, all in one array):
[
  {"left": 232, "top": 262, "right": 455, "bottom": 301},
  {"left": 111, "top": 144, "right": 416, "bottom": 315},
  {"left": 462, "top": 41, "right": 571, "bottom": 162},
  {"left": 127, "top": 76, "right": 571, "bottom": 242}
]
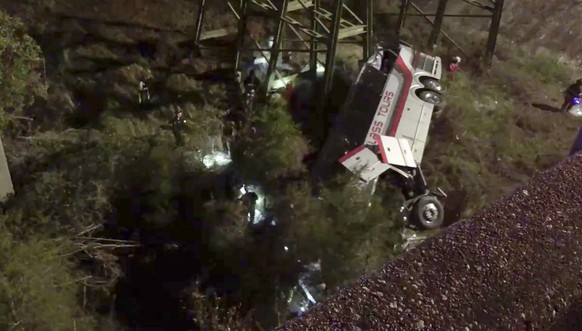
[{"left": 277, "top": 154, "right": 582, "bottom": 330}]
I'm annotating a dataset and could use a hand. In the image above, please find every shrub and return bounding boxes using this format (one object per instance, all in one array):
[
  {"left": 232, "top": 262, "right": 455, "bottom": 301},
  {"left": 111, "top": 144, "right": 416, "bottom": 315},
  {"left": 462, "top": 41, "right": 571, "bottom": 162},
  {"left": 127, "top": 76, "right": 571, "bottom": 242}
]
[
  {"left": 232, "top": 101, "right": 310, "bottom": 186},
  {"left": 272, "top": 177, "right": 403, "bottom": 291},
  {"left": 0, "top": 11, "right": 47, "bottom": 131},
  {"left": 0, "top": 221, "right": 95, "bottom": 330},
  {"left": 186, "top": 285, "right": 259, "bottom": 331}
]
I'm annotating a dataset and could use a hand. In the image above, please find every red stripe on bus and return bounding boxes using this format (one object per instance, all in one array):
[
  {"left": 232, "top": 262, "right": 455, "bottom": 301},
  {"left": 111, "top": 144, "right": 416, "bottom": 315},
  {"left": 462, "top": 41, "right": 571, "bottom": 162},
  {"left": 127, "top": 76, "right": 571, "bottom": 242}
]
[
  {"left": 338, "top": 145, "right": 365, "bottom": 163},
  {"left": 375, "top": 135, "right": 388, "bottom": 164},
  {"left": 388, "top": 57, "right": 413, "bottom": 136}
]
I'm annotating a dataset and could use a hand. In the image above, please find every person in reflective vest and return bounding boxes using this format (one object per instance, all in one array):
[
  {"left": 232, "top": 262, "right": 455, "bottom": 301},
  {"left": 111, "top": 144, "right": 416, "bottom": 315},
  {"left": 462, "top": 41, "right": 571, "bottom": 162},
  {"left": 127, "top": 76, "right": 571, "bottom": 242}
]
[
  {"left": 138, "top": 81, "right": 150, "bottom": 105},
  {"left": 561, "top": 79, "right": 582, "bottom": 112},
  {"left": 170, "top": 107, "right": 186, "bottom": 146}
]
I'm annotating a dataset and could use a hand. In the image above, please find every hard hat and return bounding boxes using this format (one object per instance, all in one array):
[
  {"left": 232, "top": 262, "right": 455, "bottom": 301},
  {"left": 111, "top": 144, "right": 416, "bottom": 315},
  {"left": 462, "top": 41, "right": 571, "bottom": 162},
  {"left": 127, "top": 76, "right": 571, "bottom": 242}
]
[{"left": 453, "top": 56, "right": 461, "bottom": 63}]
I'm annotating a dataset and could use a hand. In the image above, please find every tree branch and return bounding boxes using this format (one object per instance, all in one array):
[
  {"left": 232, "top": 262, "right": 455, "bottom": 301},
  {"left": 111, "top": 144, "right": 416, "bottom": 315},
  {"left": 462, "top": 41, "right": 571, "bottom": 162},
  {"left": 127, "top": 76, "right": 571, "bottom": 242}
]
[{"left": 8, "top": 115, "right": 33, "bottom": 121}]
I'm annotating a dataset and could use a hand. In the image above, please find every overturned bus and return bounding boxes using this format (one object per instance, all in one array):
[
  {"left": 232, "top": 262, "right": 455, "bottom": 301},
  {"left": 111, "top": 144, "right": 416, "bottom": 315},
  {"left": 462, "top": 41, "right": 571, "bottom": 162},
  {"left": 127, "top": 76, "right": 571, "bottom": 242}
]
[{"left": 313, "top": 40, "right": 447, "bottom": 230}]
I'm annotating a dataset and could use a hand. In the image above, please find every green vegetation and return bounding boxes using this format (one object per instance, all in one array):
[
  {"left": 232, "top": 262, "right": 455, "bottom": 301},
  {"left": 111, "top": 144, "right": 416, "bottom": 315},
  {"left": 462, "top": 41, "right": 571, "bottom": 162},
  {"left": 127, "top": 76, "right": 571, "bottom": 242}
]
[
  {"left": 274, "top": 179, "right": 403, "bottom": 289},
  {"left": 0, "top": 10, "right": 47, "bottom": 131},
  {"left": 0, "top": 11, "right": 47, "bottom": 108},
  {"left": 0, "top": 224, "right": 95, "bottom": 330},
  {"left": 0, "top": 4, "right": 580, "bottom": 331},
  {"left": 0, "top": 10, "right": 403, "bottom": 330},
  {"left": 231, "top": 100, "right": 310, "bottom": 186}
]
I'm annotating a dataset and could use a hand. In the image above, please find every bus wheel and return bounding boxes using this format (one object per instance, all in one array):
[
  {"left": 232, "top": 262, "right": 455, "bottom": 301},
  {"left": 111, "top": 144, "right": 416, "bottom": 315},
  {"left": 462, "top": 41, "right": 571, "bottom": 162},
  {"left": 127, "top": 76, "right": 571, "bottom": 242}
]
[
  {"left": 418, "top": 90, "right": 443, "bottom": 105},
  {"left": 420, "top": 77, "right": 445, "bottom": 93},
  {"left": 410, "top": 195, "right": 444, "bottom": 230}
]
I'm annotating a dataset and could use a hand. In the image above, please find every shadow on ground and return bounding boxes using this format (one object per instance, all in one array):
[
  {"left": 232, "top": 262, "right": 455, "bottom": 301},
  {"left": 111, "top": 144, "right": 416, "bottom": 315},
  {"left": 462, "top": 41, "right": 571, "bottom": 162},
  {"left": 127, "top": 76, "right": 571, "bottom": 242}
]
[
  {"left": 531, "top": 103, "right": 561, "bottom": 113},
  {"left": 549, "top": 297, "right": 582, "bottom": 331}
]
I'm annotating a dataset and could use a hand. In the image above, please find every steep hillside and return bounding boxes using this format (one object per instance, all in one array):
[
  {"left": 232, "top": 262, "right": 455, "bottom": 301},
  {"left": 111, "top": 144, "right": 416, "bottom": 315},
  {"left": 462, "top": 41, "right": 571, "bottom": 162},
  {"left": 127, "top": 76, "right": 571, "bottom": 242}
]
[
  {"left": 501, "top": 1, "right": 582, "bottom": 60},
  {"left": 0, "top": 1, "right": 581, "bottom": 330},
  {"left": 391, "top": 0, "right": 582, "bottom": 63},
  {"left": 372, "top": 0, "right": 582, "bottom": 218}
]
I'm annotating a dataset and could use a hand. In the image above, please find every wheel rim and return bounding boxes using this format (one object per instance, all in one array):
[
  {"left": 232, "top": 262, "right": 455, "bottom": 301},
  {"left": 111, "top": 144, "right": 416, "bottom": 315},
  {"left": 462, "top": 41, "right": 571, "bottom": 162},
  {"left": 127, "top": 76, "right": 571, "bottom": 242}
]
[
  {"left": 426, "top": 80, "right": 443, "bottom": 92},
  {"left": 421, "top": 91, "right": 441, "bottom": 105},
  {"left": 421, "top": 203, "right": 439, "bottom": 223}
]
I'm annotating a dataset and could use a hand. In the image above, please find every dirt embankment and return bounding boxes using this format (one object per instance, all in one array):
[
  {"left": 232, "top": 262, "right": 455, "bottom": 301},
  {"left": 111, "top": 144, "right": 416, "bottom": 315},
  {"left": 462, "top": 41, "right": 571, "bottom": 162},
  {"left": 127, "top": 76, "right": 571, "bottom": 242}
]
[
  {"left": 500, "top": 1, "right": 582, "bottom": 61},
  {"left": 392, "top": 0, "right": 582, "bottom": 64},
  {"left": 461, "top": 0, "right": 582, "bottom": 63},
  {"left": 0, "top": 0, "right": 237, "bottom": 130}
]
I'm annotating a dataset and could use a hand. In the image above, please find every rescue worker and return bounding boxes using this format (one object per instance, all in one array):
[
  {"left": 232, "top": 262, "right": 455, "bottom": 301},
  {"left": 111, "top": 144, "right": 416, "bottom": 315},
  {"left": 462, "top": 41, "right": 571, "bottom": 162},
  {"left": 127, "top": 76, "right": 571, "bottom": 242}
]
[
  {"left": 244, "top": 69, "right": 261, "bottom": 92},
  {"left": 224, "top": 120, "right": 237, "bottom": 153},
  {"left": 448, "top": 56, "right": 461, "bottom": 81},
  {"left": 234, "top": 70, "right": 242, "bottom": 86},
  {"left": 170, "top": 107, "right": 186, "bottom": 146},
  {"left": 241, "top": 191, "right": 259, "bottom": 223},
  {"left": 284, "top": 82, "right": 294, "bottom": 103},
  {"left": 138, "top": 81, "right": 150, "bottom": 105},
  {"left": 282, "top": 51, "right": 292, "bottom": 63},
  {"left": 561, "top": 79, "right": 582, "bottom": 112},
  {"left": 242, "top": 69, "right": 259, "bottom": 112}
]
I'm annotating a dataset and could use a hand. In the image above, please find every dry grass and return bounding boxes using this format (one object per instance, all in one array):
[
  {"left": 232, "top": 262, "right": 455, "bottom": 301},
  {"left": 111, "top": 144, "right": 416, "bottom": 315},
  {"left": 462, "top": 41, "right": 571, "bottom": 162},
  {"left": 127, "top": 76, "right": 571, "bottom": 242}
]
[{"left": 421, "top": 35, "right": 582, "bottom": 221}]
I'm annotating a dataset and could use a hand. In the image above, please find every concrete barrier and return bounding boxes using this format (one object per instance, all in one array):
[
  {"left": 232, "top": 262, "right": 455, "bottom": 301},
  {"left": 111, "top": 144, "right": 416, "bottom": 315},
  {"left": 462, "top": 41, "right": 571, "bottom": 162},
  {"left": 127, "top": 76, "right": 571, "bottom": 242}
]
[{"left": 0, "top": 136, "right": 14, "bottom": 202}]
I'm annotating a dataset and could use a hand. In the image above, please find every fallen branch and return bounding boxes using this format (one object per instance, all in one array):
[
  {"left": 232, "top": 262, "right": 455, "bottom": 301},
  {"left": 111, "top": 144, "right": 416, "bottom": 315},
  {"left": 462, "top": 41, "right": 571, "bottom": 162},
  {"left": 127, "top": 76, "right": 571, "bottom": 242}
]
[
  {"left": 8, "top": 115, "right": 33, "bottom": 121},
  {"left": 79, "top": 243, "right": 140, "bottom": 250},
  {"left": 56, "top": 275, "right": 93, "bottom": 288},
  {"left": 17, "top": 135, "right": 75, "bottom": 141},
  {"left": 75, "top": 236, "right": 139, "bottom": 244},
  {"left": 74, "top": 224, "right": 102, "bottom": 237}
]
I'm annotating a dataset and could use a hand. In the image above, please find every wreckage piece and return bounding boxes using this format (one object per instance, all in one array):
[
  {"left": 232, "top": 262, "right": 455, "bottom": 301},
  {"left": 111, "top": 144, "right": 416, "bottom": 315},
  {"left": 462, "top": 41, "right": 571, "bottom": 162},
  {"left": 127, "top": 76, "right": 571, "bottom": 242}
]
[
  {"left": 276, "top": 153, "right": 582, "bottom": 330},
  {"left": 338, "top": 145, "right": 391, "bottom": 183},
  {"left": 338, "top": 135, "right": 445, "bottom": 230}
]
